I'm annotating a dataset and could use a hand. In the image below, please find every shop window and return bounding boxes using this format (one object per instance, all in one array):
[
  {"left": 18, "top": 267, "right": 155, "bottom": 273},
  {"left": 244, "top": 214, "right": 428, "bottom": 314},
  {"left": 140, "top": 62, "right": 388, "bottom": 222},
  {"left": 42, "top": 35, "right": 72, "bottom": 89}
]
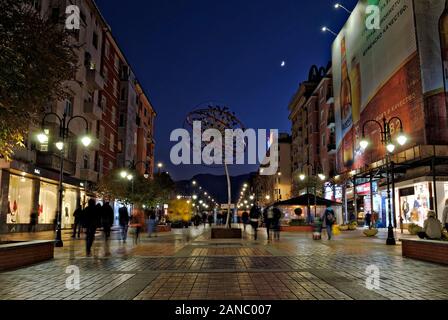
[
  {"left": 38, "top": 182, "right": 58, "bottom": 224},
  {"left": 7, "top": 175, "right": 33, "bottom": 224},
  {"left": 62, "top": 188, "right": 77, "bottom": 228}
]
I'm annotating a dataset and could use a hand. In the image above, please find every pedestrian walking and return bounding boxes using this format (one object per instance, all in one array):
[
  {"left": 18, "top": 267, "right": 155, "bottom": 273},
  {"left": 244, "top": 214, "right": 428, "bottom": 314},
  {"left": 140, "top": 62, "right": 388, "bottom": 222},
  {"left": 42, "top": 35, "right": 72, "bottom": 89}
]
[
  {"left": 264, "top": 206, "right": 274, "bottom": 240},
  {"left": 365, "top": 211, "right": 372, "bottom": 229},
  {"left": 130, "top": 208, "right": 145, "bottom": 244},
  {"left": 249, "top": 205, "right": 261, "bottom": 240},
  {"left": 147, "top": 208, "right": 158, "bottom": 238},
  {"left": 83, "top": 199, "right": 101, "bottom": 257},
  {"left": 29, "top": 212, "right": 38, "bottom": 233},
  {"left": 72, "top": 206, "right": 83, "bottom": 238},
  {"left": 202, "top": 212, "right": 207, "bottom": 228},
  {"left": 118, "top": 205, "right": 130, "bottom": 243},
  {"left": 208, "top": 212, "right": 214, "bottom": 227},
  {"left": 101, "top": 202, "right": 114, "bottom": 240},
  {"left": 443, "top": 199, "right": 448, "bottom": 232},
  {"left": 272, "top": 206, "right": 282, "bottom": 240},
  {"left": 242, "top": 210, "right": 249, "bottom": 232},
  {"left": 322, "top": 203, "right": 336, "bottom": 240}
]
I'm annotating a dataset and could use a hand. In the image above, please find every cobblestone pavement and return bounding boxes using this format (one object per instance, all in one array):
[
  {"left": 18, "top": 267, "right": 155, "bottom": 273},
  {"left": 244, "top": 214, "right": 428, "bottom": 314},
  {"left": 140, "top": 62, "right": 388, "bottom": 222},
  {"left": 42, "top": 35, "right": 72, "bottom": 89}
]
[{"left": 1, "top": 226, "right": 447, "bottom": 300}]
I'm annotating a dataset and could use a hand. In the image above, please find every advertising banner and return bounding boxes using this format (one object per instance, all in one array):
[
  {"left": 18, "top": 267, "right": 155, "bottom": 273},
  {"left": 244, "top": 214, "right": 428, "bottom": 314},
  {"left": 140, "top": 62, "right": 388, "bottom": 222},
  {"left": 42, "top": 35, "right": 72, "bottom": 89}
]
[{"left": 332, "top": 0, "right": 427, "bottom": 173}]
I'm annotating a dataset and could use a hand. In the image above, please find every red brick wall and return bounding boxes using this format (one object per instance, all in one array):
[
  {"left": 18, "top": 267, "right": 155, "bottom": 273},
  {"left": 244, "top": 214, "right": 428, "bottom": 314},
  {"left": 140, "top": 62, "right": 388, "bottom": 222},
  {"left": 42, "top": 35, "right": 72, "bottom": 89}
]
[
  {"left": 0, "top": 242, "right": 54, "bottom": 271},
  {"left": 402, "top": 240, "right": 448, "bottom": 265}
]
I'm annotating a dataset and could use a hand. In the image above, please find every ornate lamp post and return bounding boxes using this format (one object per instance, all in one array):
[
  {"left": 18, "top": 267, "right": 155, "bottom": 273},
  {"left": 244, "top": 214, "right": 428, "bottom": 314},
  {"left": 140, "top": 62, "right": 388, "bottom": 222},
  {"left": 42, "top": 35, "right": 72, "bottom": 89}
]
[
  {"left": 37, "top": 112, "right": 92, "bottom": 247},
  {"left": 360, "top": 116, "right": 407, "bottom": 245}
]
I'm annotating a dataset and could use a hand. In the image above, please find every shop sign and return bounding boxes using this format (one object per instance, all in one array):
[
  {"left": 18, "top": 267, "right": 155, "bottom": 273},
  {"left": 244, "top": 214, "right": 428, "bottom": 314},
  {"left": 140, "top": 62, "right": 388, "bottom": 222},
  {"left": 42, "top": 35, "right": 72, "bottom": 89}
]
[{"left": 356, "top": 183, "right": 371, "bottom": 196}]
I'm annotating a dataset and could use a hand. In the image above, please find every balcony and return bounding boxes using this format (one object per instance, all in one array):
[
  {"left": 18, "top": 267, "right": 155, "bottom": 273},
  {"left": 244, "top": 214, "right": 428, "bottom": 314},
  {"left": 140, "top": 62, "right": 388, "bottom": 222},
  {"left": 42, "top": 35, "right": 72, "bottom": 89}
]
[
  {"left": 84, "top": 100, "right": 103, "bottom": 121},
  {"left": 327, "top": 117, "right": 335, "bottom": 129},
  {"left": 327, "top": 143, "right": 336, "bottom": 155},
  {"left": 86, "top": 68, "right": 105, "bottom": 90},
  {"left": 36, "top": 153, "right": 76, "bottom": 176},
  {"left": 80, "top": 168, "right": 98, "bottom": 183}
]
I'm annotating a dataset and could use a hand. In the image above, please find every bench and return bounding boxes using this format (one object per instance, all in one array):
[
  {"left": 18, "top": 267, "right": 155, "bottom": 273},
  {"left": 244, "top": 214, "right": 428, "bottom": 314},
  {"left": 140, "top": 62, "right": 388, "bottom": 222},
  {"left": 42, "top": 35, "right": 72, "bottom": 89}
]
[
  {"left": 401, "top": 239, "right": 448, "bottom": 265},
  {"left": 0, "top": 240, "right": 55, "bottom": 271}
]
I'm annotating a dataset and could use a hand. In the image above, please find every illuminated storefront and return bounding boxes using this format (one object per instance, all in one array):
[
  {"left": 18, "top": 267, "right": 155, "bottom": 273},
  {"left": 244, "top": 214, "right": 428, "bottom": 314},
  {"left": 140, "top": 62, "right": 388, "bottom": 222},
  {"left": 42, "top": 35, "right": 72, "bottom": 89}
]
[{"left": 7, "top": 174, "right": 33, "bottom": 225}]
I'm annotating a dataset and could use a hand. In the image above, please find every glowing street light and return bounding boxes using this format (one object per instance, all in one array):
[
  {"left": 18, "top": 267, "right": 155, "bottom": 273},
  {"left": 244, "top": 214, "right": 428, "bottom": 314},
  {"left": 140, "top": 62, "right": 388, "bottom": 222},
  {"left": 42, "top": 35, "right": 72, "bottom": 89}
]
[
  {"left": 334, "top": 3, "right": 352, "bottom": 13},
  {"left": 321, "top": 26, "right": 337, "bottom": 36}
]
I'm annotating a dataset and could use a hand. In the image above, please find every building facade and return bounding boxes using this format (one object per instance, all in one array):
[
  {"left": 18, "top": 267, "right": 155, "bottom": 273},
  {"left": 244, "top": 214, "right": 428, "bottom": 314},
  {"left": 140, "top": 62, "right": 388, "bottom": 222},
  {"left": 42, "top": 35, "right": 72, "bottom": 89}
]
[{"left": 0, "top": 0, "right": 155, "bottom": 233}]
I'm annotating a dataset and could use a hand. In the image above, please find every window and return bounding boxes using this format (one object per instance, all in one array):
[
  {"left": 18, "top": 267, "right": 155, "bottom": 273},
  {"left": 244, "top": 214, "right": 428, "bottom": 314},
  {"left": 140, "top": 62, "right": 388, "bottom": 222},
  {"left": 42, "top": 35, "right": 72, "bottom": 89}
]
[
  {"left": 111, "top": 107, "right": 116, "bottom": 124},
  {"left": 136, "top": 115, "right": 141, "bottom": 126},
  {"left": 100, "top": 95, "right": 107, "bottom": 110},
  {"left": 109, "top": 133, "right": 114, "bottom": 152},
  {"left": 64, "top": 98, "right": 73, "bottom": 117},
  {"left": 119, "top": 114, "right": 125, "bottom": 127},
  {"left": 51, "top": 7, "right": 60, "bottom": 23},
  {"left": 103, "top": 66, "right": 108, "bottom": 84},
  {"left": 144, "top": 108, "right": 147, "bottom": 117},
  {"left": 99, "top": 125, "right": 105, "bottom": 145},
  {"left": 92, "top": 32, "right": 98, "bottom": 49},
  {"left": 120, "top": 88, "right": 126, "bottom": 101},
  {"left": 113, "top": 79, "right": 118, "bottom": 97},
  {"left": 109, "top": 161, "right": 114, "bottom": 170},
  {"left": 117, "top": 140, "right": 123, "bottom": 152},
  {"left": 98, "top": 156, "right": 104, "bottom": 173},
  {"left": 105, "top": 41, "right": 110, "bottom": 59},
  {"left": 322, "top": 133, "right": 326, "bottom": 147},
  {"left": 7, "top": 175, "right": 33, "bottom": 224},
  {"left": 83, "top": 154, "right": 89, "bottom": 169},
  {"left": 114, "top": 54, "right": 120, "bottom": 71}
]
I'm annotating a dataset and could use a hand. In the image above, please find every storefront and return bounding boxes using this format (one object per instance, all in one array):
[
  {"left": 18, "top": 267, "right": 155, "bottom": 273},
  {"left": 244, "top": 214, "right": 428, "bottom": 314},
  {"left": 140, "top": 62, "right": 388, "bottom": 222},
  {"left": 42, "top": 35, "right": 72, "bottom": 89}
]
[{"left": 1, "top": 164, "right": 89, "bottom": 233}]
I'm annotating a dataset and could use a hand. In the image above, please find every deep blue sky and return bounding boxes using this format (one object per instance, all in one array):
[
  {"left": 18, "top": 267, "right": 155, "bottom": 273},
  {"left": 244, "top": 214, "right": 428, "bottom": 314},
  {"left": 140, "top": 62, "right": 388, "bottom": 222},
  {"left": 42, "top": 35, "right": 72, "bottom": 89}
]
[{"left": 95, "top": 0, "right": 358, "bottom": 181}]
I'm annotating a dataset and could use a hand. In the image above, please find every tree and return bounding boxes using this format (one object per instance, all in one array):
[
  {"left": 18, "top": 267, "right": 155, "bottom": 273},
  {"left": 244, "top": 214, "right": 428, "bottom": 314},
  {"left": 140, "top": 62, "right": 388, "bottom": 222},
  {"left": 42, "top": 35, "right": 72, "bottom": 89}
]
[
  {"left": 0, "top": 0, "right": 78, "bottom": 160},
  {"left": 96, "top": 169, "right": 176, "bottom": 208}
]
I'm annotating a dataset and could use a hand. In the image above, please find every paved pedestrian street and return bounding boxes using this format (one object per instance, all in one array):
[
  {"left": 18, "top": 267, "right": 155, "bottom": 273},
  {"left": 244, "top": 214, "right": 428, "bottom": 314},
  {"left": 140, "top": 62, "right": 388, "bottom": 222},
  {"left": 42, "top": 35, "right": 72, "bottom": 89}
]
[{"left": 1, "top": 227, "right": 448, "bottom": 301}]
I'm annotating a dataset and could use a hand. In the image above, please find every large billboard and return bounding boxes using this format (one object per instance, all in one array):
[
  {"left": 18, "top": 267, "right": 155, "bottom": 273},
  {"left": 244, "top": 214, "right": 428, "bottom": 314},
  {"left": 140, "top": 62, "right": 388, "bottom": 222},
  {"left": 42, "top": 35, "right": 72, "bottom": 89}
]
[{"left": 333, "top": 0, "right": 448, "bottom": 173}]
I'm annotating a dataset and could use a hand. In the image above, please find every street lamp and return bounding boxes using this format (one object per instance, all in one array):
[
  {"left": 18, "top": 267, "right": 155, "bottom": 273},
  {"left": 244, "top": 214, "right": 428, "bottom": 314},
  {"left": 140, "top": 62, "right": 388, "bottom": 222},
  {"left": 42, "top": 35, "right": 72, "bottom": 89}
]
[
  {"left": 360, "top": 116, "right": 407, "bottom": 246},
  {"left": 38, "top": 112, "right": 91, "bottom": 247},
  {"left": 334, "top": 3, "right": 352, "bottom": 13},
  {"left": 321, "top": 26, "right": 337, "bottom": 36}
]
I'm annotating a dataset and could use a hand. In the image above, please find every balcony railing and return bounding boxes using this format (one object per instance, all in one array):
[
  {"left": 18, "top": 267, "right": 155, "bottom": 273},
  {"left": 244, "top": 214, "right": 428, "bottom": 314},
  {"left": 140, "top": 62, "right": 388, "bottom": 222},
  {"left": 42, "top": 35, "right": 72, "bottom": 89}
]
[
  {"left": 86, "top": 68, "right": 105, "bottom": 90},
  {"left": 80, "top": 168, "right": 99, "bottom": 183},
  {"left": 36, "top": 153, "right": 76, "bottom": 176},
  {"left": 84, "top": 100, "right": 103, "bottom": 121}
]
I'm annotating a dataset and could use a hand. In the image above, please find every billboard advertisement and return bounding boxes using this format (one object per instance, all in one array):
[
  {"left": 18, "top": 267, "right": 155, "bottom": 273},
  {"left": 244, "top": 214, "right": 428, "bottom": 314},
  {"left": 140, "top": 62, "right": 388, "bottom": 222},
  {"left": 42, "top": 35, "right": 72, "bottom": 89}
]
[{"left": 332, "top": 0, "right": 448, "bottom": 173}]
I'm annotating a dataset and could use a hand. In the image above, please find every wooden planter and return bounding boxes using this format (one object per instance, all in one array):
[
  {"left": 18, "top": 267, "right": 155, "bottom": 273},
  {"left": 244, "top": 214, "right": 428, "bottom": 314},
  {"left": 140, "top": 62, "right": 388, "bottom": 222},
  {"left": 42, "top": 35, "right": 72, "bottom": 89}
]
[
  {"left": 402, "top": 239, "right": 448, "bottom": 265},
  {"left": 211, "top": 228, "right": 242, "bottom": 239},
  {"left": 156, "top": 225, "right": 171, "bottom": 233},
  {"left": 280, "top": 226, "right": 314, "bottom": 232},
  {"left": 0, "top": 240, "right": 54, "bottom": 271}
]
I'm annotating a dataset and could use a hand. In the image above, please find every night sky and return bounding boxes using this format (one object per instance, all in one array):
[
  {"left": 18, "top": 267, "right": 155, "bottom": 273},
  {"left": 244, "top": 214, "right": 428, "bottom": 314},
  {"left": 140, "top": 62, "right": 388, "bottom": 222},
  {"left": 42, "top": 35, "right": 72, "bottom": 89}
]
[{"left": 95, "top": 0, "right": 358, "bottom": 181}]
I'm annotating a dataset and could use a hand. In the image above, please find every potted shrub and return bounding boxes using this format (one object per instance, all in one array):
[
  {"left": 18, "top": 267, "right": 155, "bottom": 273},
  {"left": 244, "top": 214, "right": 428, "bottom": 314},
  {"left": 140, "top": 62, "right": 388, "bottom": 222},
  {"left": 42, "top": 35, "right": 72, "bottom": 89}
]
[
  {"left": 348, "top": 221, "right": 358, "bottom": 230},
  {"left": 408, "top": 223, "right": 423, "bottom": 235},
  {"left": 339, "top": 224, "right": 349, "bottom": 231},
  {"left": 363, "top": 228, "right": 379, "bottom": 237}
]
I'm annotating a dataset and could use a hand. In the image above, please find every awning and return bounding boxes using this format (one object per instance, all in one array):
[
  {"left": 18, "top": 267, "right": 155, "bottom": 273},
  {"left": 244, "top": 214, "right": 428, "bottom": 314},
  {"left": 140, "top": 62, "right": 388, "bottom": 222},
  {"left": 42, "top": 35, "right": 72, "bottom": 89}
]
[{"left": 273, "top": 194, "right": 342, "bottom": 207}]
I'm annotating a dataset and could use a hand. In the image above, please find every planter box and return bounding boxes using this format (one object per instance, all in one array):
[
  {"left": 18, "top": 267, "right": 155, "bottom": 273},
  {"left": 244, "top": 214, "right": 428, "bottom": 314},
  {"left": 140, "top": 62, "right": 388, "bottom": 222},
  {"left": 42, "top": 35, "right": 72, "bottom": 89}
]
[
  {"left": 281, "top": 226, "right": 314, "bottom": 232},
  {"left": 402, "top": 239, "right": 448, "bottom": 265},
  {"left": 0, "top": 240, "right": 54, "bottom": 271},
  {"left": 157, "top": 225, "right": 171, "bottom": 233},
  {"left": 211, "top": 228, "right": 242, "bottom": 239}
]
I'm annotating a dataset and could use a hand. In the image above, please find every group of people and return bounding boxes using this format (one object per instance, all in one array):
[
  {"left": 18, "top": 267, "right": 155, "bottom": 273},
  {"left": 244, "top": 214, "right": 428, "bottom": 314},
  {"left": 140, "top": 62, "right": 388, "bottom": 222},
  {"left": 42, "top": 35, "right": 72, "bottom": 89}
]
[
  {"left": 417, "top": 199, "right": 448, "bottom": 240},
  {"left": 71, "top": 200, "right": 162, "bottom": 256},
  {"left": 72, "top": 199, "right": 114, "bottom": 256},
  {"left": 241, "top": 204, "right": 283, "bottom": 241}
]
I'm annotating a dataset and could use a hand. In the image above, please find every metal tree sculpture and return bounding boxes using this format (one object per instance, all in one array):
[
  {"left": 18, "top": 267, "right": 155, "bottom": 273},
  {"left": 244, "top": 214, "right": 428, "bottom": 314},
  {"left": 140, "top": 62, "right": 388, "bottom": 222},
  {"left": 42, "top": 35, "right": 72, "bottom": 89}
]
[{"left": 185, "top": 105, "right": 246, "bottom": 228}]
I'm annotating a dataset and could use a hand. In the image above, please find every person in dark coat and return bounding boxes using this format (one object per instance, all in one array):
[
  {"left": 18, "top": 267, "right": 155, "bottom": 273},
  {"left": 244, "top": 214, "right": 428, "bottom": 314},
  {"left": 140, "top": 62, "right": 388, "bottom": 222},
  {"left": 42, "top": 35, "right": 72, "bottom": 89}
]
[
  {"left": 272, "top": 206, "right": 282, "bottom": 240},
  {"left": 242, "top": 211, "right": 249, "bottom": 231},
  {"left": 83, "top": 199, "right": 101, "bottom": 256},
  {"left": 365, "top": 212, "right": 372, "bottom": 229},
  {"left": 249, "top": 205, "right": 261, "bottom": 240},
  {"left": 72, "top": 206, "right": 83, "bottom": 238},
  {"left": 29, "top": 212, "right": 38, "bottom": 233},
  {"left": 118, "top": 205, "right": 130, "bottom": 242},
  {"left": 101, "top": 202, "right": 114, "bottom": 240}
]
